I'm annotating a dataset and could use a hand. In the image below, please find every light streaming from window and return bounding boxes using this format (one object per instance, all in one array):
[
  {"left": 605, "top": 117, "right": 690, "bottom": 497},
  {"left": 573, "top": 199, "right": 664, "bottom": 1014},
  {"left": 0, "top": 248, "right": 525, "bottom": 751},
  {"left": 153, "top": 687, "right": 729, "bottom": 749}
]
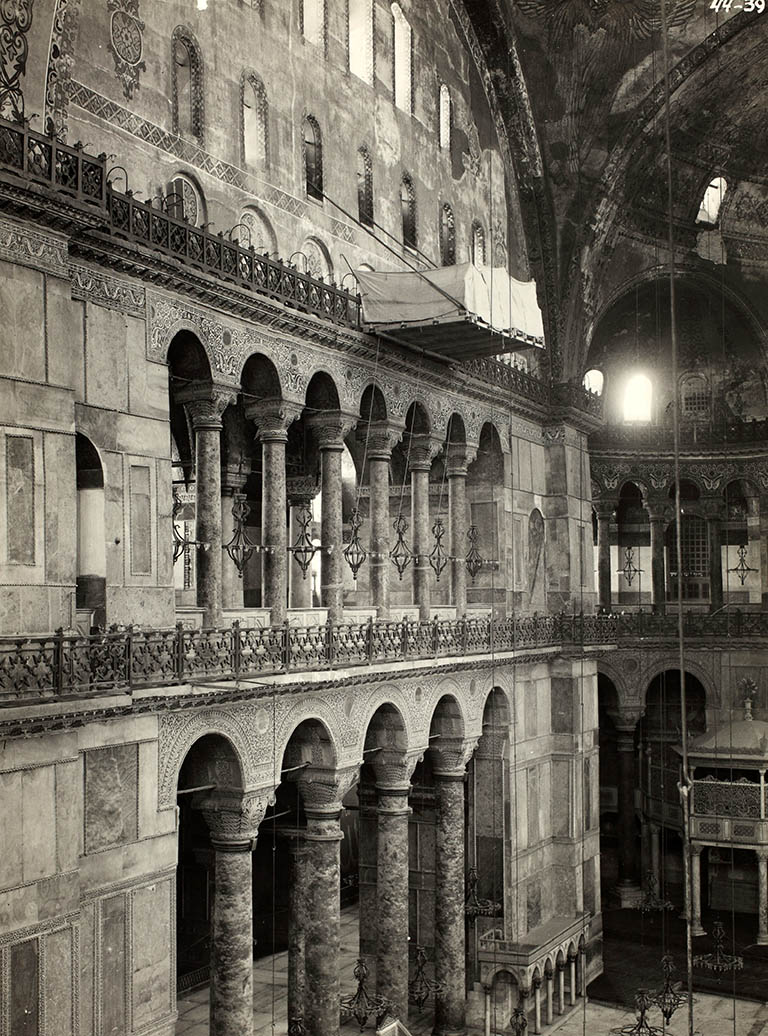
[
  {"left": 696, "top": 176, "right": 727, "bottom": 225},
  {"left": 623, "top": 373, "right": 652, "bottom": 422},
  {"left": 439, "top": 84, "right": 451, "bottom": 150},
  {"left": 583, "top": 369, "right": 604, "bottom": 396},
  {"left": 349, "top": 0, "right": 374, "bottom": 83},
  {"left": 392, "top": 4, "right": 412, "bottom": 114}
]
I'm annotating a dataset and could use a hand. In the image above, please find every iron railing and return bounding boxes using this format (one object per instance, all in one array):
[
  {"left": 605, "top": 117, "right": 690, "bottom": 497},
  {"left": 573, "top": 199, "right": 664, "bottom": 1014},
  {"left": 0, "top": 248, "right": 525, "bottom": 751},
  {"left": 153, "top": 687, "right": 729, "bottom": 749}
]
[
  {"left": 0, "top": 613, "right": 619, "bottom": 704},
  {"left": 462, "top": 356, "right": 550, "bottom": 405},
  {"left": 610, "top": 608, "right": 768, "bottom": 639},
  {"left": 0, "top": 116, "right": 107, "bottom": 207},
  {"left": 591, "top": 418, "right": 768, "bottom": 448},
  {"left": 106, "top": 189, "right": 361, "bottom": 328}
]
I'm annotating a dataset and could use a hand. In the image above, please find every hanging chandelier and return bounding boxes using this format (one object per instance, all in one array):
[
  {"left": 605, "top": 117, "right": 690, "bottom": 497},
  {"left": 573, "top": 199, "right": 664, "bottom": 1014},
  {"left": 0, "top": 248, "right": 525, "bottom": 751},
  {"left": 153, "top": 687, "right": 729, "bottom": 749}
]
[
  {"left": 288, "top": 502, "right": 320, "bottom": 579},
  {"left": 649, "top": 955, "right": 689, "bottom": 1025},
  {"left": 465, "top": 867, "right": 502, "bottom": 920},
  {"left": 728, "top": 544, "right": 757, "bottom": 586},
  {"left": 288, "top": 1020, "right": 305, "bottom": 1036},
  {"left": 172, "top": 485, "right": 209, "bottom": 563},
  {"left": 340, "top": 958, "right": 397, "bottom": 1030},
  {"left": 223, "top": 495, "right": 259, "bottom": 577},
  {"left": 620, "top": 546, "right": 643, "bottom": 586},
  {"left": 510, "top": 999, "right": 528, "bottom": 1036},
  {"left": 429, "top": 516, "right": 448, "bottom": 580},
  {"left": 693, "top": 919, "right": 743, "bottom": 974},
  {"left": 390, "top": 513, "right": 413, "bottom": 579},
  {"left": 343, "top": 507, "right": 367, "bottom": 578},
  {"left": 638, "top": 872, "right": 675, "bottom": 918},
  {"left": 408, "top": 945, "right": 445, "bottom": 1012},
  {"left": 610, "top": 991, "right": 664, "bottom": 1036},
  {"left": 465, "top": 524, "right": 483, "bottom": 582}
]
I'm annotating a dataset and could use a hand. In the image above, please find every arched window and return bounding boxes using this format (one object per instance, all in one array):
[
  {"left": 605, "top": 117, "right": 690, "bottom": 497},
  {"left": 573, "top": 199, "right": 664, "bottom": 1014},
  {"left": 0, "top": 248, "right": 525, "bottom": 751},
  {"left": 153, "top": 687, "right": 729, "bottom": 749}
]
[
  {"left": 172, "top": 28, "right": 204, "bottom": 143},
  {"left": 166, "top": 173, "right": 205, "bottom": 226},
  {"left": 440, "top": 202, "right": 456, "bottom": 266},
  {"left": 240, "top": 207, "right": 277, "bottom": 255},
  {"left": 302, "top": 0, "right": 325, "bottom": 47},
  {"left": 349, "top": 0, "right": 374, "bottom": 83},
  {"left": 303, "top": 116, "right": 323, "bottom": 201},
  {"left": 681, "top": 373, "right": 710, "bottom": 418},
  {"left": 400, "top": 174, "right": 416, "bottom": 249},
  {"left": 623, "top": 373, "right": 652, "bottom": 422},
  {"left": 241, "top": 72, "right": 268, "bottom": 168},
  {"left": 391, "top": 3, "right": 412, "bottom": 114},
  {"left": 696, "top": 176, "right": 727, "bottom": 225},
  {"left": 583, "top": 369, "right": 604, "bottom": 396},
  {"left": 439, "top": 83, "right": 451, "bottom": 150},
  {"left": 471, "top": 221, "right": 486, "bottom": 265},
  {"left": 357, "top": 146, "right": 374, "bottom": 226}
]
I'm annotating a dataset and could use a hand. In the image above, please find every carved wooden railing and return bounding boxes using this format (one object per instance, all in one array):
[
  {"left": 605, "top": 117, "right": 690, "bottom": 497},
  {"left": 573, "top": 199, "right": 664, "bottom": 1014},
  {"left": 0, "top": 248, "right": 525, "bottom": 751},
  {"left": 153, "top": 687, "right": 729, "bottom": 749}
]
[
  {"left": 0, "top": 613, "right": 617, "bottom": 704},
  {"left": 0, "top": 116, "right": 107, "bottom": 208}
]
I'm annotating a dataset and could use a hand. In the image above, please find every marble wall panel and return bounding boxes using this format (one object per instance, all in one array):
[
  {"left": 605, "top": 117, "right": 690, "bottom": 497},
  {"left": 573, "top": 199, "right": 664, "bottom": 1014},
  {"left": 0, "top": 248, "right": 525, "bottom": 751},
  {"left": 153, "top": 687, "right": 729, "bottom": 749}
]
[
  {"left": 10, "top": 937, "right": 39, "bottom": 1035},
  {"left": 43, "top": 431, "right": 77, "bottom": 586},
  {"left": 0, "top": 261, "right": 45, "bottom": 383},
  {"left": 85, "top": 303, "right": 129, "bottom": 411},
  {"left": 21, "top": 766, "right": 56, "bottom": 882},
  {"left": 527, "top": 877, "right": 542, "bottom": 929},
  {"left": 45, "top": 926, "right": 75, "bottom": 1036},
  {"left": 105, "top": 585, "right": 176, "bottom": 628},
  {"left": 0, "top": 770, "right": 23, "bottom": 889},
  {"left": 526, "top": 765, "right": 540, "bottom": 847},
  {"left": 524, "top": 681, "right": 538, "bottom": 739},
  {"left": 101, "top": 894, "right": 127, "bottom": 1036},
  {"left": 0, "top": 379, "right": 74, "bottom": 433},
  {"left": 531, "top": 443, "right": 547, "bottom": 496},
  {"left": 55, "top": 759, "right": 82, "bottom": 871},
  {"left": 518, "top": 438, "right": 532, "bottom": 492},
  {"left": 551, "top": 759, "right": 571, "bottom": 838},
  {"left": 84, "top": 743, "right": 139, "bottom": 854},
  {"left": 132, "top": 878, "right": 173, "bottom": 1030},
  {"left": 551, "top": 677, "right": 575, "bottom": 734},
  {"left": 126, "top": 312, "right": 167, "bottom": 421},
  {"left": 46, "top": 278, "right": 85, "bottom": 399},
  {"left": 80, "top": 900, "right": 96, "bottom": 1036}
]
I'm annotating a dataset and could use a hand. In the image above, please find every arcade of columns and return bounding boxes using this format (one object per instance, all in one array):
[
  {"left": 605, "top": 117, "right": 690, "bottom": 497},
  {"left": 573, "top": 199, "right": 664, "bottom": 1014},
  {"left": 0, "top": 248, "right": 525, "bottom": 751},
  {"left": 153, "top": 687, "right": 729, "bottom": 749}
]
[{"left": 176, "top": 380, "right": 481, "bottom": 628}]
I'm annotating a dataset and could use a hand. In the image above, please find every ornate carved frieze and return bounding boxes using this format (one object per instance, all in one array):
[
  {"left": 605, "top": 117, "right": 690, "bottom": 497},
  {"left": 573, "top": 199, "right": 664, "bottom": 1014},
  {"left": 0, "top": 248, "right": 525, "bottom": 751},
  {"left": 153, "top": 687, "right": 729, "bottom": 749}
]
[
  {"left": 44, "top": 0, "right": 82, "bottom": 138},
  {"left": 107, "top": 0, "right": 146, "bottom": 100},
  {"left": 0, "top": 0, "right": 34, "bottom": 121},
  {"left": 0, "top": 217, "right": 68, "bottom": 277},
  {"left": 70, "top": 262, "right": 145, "bottom": 315}
]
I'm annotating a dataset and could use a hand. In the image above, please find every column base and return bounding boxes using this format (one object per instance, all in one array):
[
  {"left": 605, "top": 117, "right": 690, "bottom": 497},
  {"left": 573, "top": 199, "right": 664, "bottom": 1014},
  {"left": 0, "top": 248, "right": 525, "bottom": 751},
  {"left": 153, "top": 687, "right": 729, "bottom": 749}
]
[
  {"left": 691, "top": 922, "right": 707, "bottom": 938},
  {"left": 616, "top": 881, "right": 643, "bottom": 909},
  {"left": 757, "top": 932, "right": 768, "bottom": 946}
]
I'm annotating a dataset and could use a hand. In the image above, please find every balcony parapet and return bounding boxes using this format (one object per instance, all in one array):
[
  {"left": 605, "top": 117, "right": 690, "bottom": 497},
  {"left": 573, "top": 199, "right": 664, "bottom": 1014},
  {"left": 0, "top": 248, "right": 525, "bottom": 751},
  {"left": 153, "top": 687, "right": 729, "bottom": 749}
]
[{"left": 591, "top": 418, "right": 768, "bottom": 451}]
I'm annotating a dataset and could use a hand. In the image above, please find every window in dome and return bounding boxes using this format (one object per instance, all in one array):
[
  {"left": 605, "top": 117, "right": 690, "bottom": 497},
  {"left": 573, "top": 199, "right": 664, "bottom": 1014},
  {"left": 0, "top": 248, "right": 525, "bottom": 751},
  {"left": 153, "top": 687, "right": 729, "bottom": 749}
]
[
  {"left": 166, "top": 174, "right": 205, "bottom": 227},
  {"left": 357, "top": 147, "right": 374, "bottom": 227},
  {"left": 302, "top": 0, "right": 325, "bottom": 47},
  {"left": 303, "top": 116, "right": 323, "bottom": 202},
  {"left": 401, "top": 174, "right": 416, "bottom": 249},
  {"left": 471, "top": 221, "right": 485, "bottom": 265},
  {"left": 623, "top": 373, "right": 652, "bottom": 422},
  {"left": 239, "top": 208, "right": 277, "bottom": 255},
  {"left": 583, "top": 369, "right": 604, "bottom": 396},
  {"left": 391, "top": 4, "right": 412, "bottom": 114},
  {"left": 349, "top": 0, "right": 374, "bottom": 83},
  {"left": 241, "top": 72, "right": 268, "bottom": 168},
  {"left": 696, "top": 176, "right": 727, "bottom": 226},
  {"left": 439, "top": 202, "right": 456, "bottom": 266},
  {"left": 681, "top": 374, "right": 710, "bottom": 418},
  {"left": 172, "top": 28, "right": 204, "bottom": 143},
  {"left": 439, "top": 83, "right": 451, "bottom": 151}
]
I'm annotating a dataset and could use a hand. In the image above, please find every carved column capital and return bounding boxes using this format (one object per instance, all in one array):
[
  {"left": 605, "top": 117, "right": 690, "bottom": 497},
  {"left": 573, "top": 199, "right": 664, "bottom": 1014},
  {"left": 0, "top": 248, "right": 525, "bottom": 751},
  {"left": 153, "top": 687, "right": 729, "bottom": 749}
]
[
  {"left": 247, "top": 398, "right": 303, "bottom": 442},
  {"left": 370, "top": 748, "right": 423, "bottom": 792},
  {"left": 608, "top": 706, "right": 645, "bottom": 739},
  {"left": 306, "top": 410, "right": 358, "bottom": 450},
  {"left": 361, "top": 420, "right": 404, "bottom": 460},
  {"left": 221, "top": 466, "right": 249, "bottom": 495},
  {"left": 198, "top": 789, "right": 273, "bottom": 851},
  {"left": 430, "top": 736, "right": 479, "bottom": 778},
  {"left": 408, "top": 434, "right": 443, "bottom": 472},
  {"left": 446, "top": 440, "right": 478, "bottom": 477},
  {"left": 286, "top": 474, "right": 321, "bottom": 506},
  {"left": 178, "top": 383, "right": 238, "bottom": 431},
  {"left": 295, "top": 764, "right": 360, "bottom": 816}
]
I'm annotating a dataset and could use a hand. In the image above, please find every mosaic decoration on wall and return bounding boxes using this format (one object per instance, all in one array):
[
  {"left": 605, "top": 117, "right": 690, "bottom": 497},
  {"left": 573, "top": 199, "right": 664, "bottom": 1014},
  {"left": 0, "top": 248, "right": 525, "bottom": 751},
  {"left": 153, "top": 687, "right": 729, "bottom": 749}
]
[
  {"left": 44, "top": 0, "right": 81, "bottom": 138},
  {"left": 108, "top": 0, "right": 146, "bottom": 100},
  {"left": 0, "top": 0, "right": 34, "bottom": 120}
]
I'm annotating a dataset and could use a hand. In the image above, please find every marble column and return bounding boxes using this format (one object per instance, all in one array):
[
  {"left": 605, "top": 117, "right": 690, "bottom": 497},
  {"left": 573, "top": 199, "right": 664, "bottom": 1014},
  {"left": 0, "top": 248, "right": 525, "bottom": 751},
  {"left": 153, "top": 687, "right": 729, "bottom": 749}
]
[
  {"left": 708, "top": 513, "right": 724, "bottom": 613},
  {"left": 246, "top": 401, "right": 301, "bottom": 625},
  {"left": 410, "top": 435, "right": 441, "bottom": 622},
  {"left": 533, "top": 978, "right": 542, "bottom": 1034},
  {"left": 690, "top": 843, "right": 705, "bottom": 937},
  {"left": 647, "top": 509, "right": 666, "bottom": 615},
  {"left": 483, "top": 986, "right": 491, "bottom": 1036},
  {"left": 757, "top": 849, "right": 768, "bottom": 946},
  {"left": 180, "top": 386, "right": 236, "bottom": 628},
  {"left": 431, "top": 738, "right": 475, "bottom": 1036},
  {"left": 545, "top": 966, "right": 554, "bottom": 1025},
  {"left": 286, "top": 836, "right": 307, "bottom": 1025},
  {"left": 447, "top": 443, "right": 475, "bottom": 617},
  {"left": 287, "top": 476, "right": 319, "bottom": 610},
  {"left": 614, "top": 724, "right": 641, "bottom": 900},
  {"left": 221, "top": 470, "right": 248, "bottom": 611},
  {"left": 302, "top": 805, "right": 343, "bottom": 1036},
  {"left": 649, "top": 823, "right": 661, "bottom": 886},
  {"left": 375, "top": 784, "right": 411, "bottom": 1018},
  {"left": 556, "top": 961, "right": 565, "bottom": 1015},
  {"left": 199, "top": 792, "right": 268, "bottom": 1036},
  {"left": 365, "top": 423, "right": 402, "bottom": 618},
  {"left": 307, "top": 412, "right": 357, "bottom": 622},
  {"left": 596, "top": 508, "right": 613, "bottom": 613},
  {"left": 568, "top": 953, "right": 576, "bottom": 1006}
]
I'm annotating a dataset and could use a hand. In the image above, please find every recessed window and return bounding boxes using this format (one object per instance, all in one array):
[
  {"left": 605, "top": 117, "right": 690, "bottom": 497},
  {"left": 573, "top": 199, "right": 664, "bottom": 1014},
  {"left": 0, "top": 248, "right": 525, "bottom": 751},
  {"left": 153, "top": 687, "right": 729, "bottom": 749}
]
[
  {"left": 172, "top": 28, "right": 204, "bottom": 143},
  {"left": 349, "top": 0, "right": 374, "bottom": 83},
  {"left": 583, "top": 369, "right": 604, "bottom": 396},
  {"left": 302, "top": 0, "right": 325, "bottom": 46},
  {"left": 682, "top": 374, "right": 709, "bottom": 417},
  {"left": 166, "top": 174, "right": 205, "bottom": 226},
  {"left": 696, "top": 176, "right": 727, "bottom": 226},
  {"left": 241, "top": 72, "right": 268, "bottom": 168},
  {"left": 303, "top": 116, "right": 323, "bottom": 202},
  {"left": 357, "top": 146, "right": 374, "bottom": 226},
  {"left": 391, "top": 3, "right": 412, "bottom": 114},
  {"left": 623, "top": 373, "right": 652, "bottom": 422},
  {"left": 240, "top": 207, "right": 277, "bottom": 255},
  {"left": 400, "top": 174, "right": 416, "bottom": 249},
  {"left": 439, "top": 202, "right": 456, "bottom": 266},
  {"left": 439, "top": 83, "right": 451, "bottom": 151},
  {"left": 471, "top": 221, "right": 485, "bottom": 265}
]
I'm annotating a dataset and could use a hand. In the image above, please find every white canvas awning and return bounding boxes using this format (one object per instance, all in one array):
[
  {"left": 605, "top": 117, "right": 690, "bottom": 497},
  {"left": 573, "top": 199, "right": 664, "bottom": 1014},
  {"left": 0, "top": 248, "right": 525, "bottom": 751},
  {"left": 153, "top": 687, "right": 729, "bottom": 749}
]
[{"left": 355, "top": 263, "right": 545, "bottom": 362}]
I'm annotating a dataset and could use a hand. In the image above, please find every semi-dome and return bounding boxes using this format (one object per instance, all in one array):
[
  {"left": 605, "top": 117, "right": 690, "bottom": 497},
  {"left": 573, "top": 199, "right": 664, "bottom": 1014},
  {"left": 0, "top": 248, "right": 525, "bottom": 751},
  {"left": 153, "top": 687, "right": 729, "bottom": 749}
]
[{"left": 686, "top": 717, "right": 768, "bottom": 763}]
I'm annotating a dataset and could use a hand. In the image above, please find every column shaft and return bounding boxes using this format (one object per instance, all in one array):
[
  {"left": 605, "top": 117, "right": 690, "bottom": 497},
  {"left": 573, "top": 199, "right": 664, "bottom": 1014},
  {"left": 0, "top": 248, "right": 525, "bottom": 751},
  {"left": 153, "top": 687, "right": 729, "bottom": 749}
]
[
  {"left": 369, "top": 455, "right": 391, "bottom": 617},
  {"left": 650, "top": 824, "right": 661, "bottom": 885},
  {"left": 557, "top": 967, "right": 565, "bottom": 1015},
  {"left": 376, "top": 788, "right": 411, "bottom": 1018},
  {"left": 412, "top": 465, "right": 431, "bottom": 620},
  {"left": 709, "top": 517, "right": 723, "bottom": 613},
  {"left": 287, "top": 841, "right": 307, "bottom": 1025},
  {"left": 690, "top": 847, "right": 705, "bottom": 937},
  {"left": 288, "top": 503, "right": 314, "bottom": 609},
  {"left": 649, "top": 516, "right": 666, "bottom": 615},
  {"left": 262, "top": 436, "right": 288, "bottom": 624},
  {"left": 434, "top": 775, "right": 467, "bottom": 1036},
  {"left": 534, "top": 984, "right": 542, "bottom": 1034},
  {"left": 320, "top": 446, "right": 344, "bottom": 621},
  {"left": 449, "top": 470, "right": 468, "bottom": 616},
  {"left": 597, "top": 514, "right": 612, "bottom": 612},
  {"left": 616, "top": 735, "right": 638, "bottom": 885},
  {"left": 196, "top": 426, "right": 224, "bottom": 628},
  {"left": 757, "top": 852, "right": 768, "bottom": 945},
  {"left": 304, "top": 812, "right": 342, "bottom": 1036},
  {"left": 546, "top": 976, "right": 554, "bottom": 1024},
  {"left": 210, "top": 845, "right": 253, "bottom": 1036},
  {"left": 568, "top": 959, "right": 576, "bottom": 1006},
  {"left": 221, "top": 490, "right": 245, "bottom": 611}
]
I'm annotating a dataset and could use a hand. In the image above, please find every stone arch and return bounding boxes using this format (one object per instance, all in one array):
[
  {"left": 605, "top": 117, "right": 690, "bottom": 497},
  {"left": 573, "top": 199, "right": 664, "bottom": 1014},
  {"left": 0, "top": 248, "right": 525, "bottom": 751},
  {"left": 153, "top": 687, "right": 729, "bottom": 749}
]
[
  {"left": 428, "top": 692, "right": 467, "bottom": 742},
  {"left": 279, "top": 716, "right": 338, "bottom": 772},
  {"left": 305, "top": 369, "right": 343, "bottom": 412},
  {"left": 241, "top": 351, "right": 283, "bottom": 401},
  {"left": 481, "top": 685, "right": 511, "bottom": 726},
  {"left": 639, "top": 660, "right": 718, "bottom": 713},
  {"left": 178, "top": 732, "right": 246, "bottom": 794},
  {"left": 617, "top": 477, "right": 648, "bottom": 502},
  {"left": 359, "top": 383, "right": 388, "bottom": 424},
  {"left": 301, "top": 235, "right": 334, "bottom": 282},
  {"left": 597, "top": 660, "right": 632, "bottom": 704},
  {"left": 274, "top": 698, "right": 347, "bottom": 769},
  {"left": 353, "top": 685, "right": 424, "bottom": 756},
  {"left": 403, "top": 399, "right": 432, "bottom": 436}
]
